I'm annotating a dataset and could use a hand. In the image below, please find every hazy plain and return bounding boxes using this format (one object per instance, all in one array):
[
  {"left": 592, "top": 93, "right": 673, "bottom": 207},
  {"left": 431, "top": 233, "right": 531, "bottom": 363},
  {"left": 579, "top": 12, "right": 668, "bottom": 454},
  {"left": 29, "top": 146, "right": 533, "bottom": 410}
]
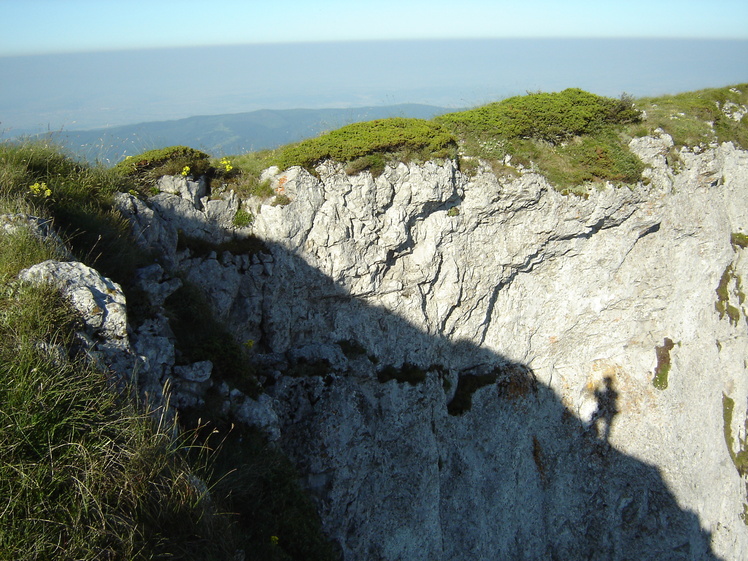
[{"left": 2, "top": 38, "right": 747, "bottom": 136}]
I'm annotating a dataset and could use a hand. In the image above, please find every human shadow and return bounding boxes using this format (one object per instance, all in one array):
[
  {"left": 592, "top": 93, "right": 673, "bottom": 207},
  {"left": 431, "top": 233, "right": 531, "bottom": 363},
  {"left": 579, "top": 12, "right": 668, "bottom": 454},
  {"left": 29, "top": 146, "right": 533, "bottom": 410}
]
[{"left": 118, "top": 186, "right": 724, "bottom": 561}]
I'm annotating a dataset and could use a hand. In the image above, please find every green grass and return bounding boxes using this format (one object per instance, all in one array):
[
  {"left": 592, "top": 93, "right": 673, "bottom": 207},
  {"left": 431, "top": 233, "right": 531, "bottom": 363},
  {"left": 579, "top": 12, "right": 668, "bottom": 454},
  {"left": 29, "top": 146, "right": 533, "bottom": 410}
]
[
  {"left": 0, "top": 139, "right": 151, "bottom": 283},
  {"left": 163, "top": 281, "right": 262, "bottom": 399},
  {"left": 113, "top": 145, "right": 212, "bottom": 190},
  {"left": 0, "top": 226, "right": 240, "bottom": 560},
  {"left": 233, "top": 207, "right": 254, "bottom": 228},
  {"left": 715, "top": 264, "right": 744, "bottom": 326},
  {"left": 273, "top": 117, "right": 457, "bottom": 175},
  {"left": 0, "top": 141, "right": 338, "bottom": 561},
  {"left": 435, "top": 88, "right": 643, "bottom": 189},
  {"left": 631, "top": 84, "right": 748, "bottom": 149},
  {"left": 652, "top": 338, "right": 675, "bottom": 390},
  {"left": 731, "top": 232, "right": 748, "bottom": 249},
  {"left": 723, "top": 394, "right": 748, "bottom": 477}
]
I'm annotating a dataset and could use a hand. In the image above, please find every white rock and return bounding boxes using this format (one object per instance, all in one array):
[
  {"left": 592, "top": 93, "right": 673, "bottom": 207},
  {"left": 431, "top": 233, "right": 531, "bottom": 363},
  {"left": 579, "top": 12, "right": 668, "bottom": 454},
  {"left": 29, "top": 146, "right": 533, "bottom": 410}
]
[
  {"left": 156, "top": 175, "right": 207, "bottom": 208},
  {"left": 19, "top": 260, "right": 128, "bottom": 347}
]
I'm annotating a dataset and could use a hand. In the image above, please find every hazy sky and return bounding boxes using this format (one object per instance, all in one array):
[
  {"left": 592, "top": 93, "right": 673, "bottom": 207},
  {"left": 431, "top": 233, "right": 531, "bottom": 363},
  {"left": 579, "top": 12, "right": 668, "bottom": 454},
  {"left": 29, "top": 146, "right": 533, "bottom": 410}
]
[
  {"left": 2, "top": 0, "right": 747, "bottom": 56},
  {"left": 1, "top": 1, "right": 746, "bottom": 134}
]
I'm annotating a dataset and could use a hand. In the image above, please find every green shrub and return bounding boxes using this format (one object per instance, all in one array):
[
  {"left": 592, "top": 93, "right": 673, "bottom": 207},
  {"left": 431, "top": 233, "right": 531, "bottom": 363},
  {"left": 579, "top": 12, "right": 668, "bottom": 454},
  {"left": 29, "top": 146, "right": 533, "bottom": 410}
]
[
  {"left": 274, "top": 117, "right": 457, "bottom": 173},
  {"left": 437, "top": 88, "right": 640, "bottom": 144},
  {"left": 436, "top": 89, "right": 643, "bottom": 189}
]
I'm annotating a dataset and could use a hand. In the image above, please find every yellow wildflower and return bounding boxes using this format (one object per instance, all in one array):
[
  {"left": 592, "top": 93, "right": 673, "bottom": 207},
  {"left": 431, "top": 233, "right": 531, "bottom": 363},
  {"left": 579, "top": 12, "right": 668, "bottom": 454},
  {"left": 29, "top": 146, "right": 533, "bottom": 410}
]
[{"left": 29, "top": 182, "right": 52, "bottom": 198}]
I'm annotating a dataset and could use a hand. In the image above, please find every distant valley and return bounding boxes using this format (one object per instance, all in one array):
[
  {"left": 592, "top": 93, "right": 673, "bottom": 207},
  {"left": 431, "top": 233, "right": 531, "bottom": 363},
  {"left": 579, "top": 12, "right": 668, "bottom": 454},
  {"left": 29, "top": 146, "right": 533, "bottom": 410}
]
[{"left": 22, "top": 104, "right": 452, "bottom": 165}]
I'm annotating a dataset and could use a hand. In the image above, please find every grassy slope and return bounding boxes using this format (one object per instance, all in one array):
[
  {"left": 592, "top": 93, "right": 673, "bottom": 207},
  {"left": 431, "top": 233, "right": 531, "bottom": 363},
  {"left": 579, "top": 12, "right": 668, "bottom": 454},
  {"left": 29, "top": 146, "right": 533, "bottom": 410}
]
[{"left": 0, "top": 141, "right": 336, "bottom": 561}]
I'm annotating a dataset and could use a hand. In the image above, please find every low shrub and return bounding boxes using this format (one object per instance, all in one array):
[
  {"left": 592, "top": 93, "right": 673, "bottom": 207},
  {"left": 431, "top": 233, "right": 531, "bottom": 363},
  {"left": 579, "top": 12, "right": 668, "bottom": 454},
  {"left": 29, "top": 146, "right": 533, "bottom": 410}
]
[
  {"left": 437, "top": 88, "right": 640, "bottom": 144},
  {"left": 437, "top": 89, "right": 643, "bottom": 189},
  {"left": 274, "top": 117, "right": 457, "bottom": 173}
]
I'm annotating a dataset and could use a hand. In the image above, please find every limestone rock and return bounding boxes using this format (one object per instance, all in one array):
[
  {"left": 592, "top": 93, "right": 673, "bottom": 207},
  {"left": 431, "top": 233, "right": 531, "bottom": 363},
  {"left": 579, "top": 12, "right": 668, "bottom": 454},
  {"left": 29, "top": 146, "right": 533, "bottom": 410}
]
[
  {"left": 174, "top": 360, "right": 212, "bottom": 383},
  {"left": 134, "top": 263, "right": 182, "bottom": 306},
  {"left": 19, "top": 260, "right": 128, "bottom": 348},
  {"left": 230, "top": 390, "right": 281, "bottom": 441},
  {"left": 113, "top": 143, "right": 748, "bottom": 560},
  {"left": 156, "top": 175, "right": 207, "bottom": 208}
]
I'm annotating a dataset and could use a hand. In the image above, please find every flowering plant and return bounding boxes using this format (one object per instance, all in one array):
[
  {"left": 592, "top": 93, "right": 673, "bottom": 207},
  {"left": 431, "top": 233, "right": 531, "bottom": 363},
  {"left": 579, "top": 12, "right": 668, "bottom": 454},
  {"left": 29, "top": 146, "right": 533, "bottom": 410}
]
[
  {"left": 29, "top": 182, "right": 52, "bottom": 198},
  {"left": 181, "top": 166, "right": 191, "bottom": 177},
  {"left": 219, "top": 157, "right": 233, "bottom": 173}
]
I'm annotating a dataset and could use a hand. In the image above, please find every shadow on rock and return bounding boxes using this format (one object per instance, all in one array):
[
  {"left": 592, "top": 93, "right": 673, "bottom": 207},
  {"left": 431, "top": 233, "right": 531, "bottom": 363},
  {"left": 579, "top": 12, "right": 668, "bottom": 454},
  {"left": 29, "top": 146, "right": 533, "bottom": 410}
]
[{"left": 115, "top": 180, "right": 723, "bottom": 561}]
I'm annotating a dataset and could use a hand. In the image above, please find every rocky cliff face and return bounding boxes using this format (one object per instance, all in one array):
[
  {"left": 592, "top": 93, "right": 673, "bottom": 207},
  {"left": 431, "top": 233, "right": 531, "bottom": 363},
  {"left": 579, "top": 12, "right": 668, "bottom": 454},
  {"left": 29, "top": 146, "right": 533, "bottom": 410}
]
[{"left": 108, "top": 133, "right": 748, "bottom": 560}]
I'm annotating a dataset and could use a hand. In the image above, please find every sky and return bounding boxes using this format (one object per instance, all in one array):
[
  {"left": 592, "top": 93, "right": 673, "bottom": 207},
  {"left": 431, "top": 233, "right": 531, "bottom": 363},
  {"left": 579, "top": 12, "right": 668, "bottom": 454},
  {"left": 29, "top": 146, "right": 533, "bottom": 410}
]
[
  {"left": 0, "top": 1, "right": 747, "bottom": 134},
  {"left": 2, "top": 0, "right": 747, "bottom": 56}
]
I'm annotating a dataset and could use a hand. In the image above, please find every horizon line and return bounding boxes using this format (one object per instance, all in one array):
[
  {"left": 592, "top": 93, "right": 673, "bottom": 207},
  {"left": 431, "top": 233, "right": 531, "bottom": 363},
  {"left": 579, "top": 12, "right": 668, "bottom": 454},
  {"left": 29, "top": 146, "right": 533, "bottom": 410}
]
[{"left": 3, "top": 36, "right": 748, "bottom": 58}]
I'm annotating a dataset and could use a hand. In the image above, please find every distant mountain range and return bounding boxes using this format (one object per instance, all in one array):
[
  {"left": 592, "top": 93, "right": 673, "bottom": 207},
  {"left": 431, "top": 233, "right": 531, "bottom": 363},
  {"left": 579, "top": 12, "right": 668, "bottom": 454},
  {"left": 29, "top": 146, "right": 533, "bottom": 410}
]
[{"left": 23, "top": 104, "right": 453, "bottom": 165}]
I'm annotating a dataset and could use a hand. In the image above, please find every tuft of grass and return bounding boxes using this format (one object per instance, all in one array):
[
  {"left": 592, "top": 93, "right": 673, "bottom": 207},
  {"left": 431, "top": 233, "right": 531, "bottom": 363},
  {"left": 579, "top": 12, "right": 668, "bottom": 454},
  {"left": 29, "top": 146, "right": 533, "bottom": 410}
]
[
  {"left": 163, "top": 282, "right": 262, "bottom": 399},
  {"left": 0, "top": 140, "right": 152, "bottom": 284},
  {"left": 202, "top": 426, "right": 339, "bottom": 561},
  {"left": 731, "top": 232, "right": 748, "bottom": 249},
  {"left": 723, "top": 394, "right": 748, "bottom": 477},
  {"left": 233, "top": 206, "right": 254, "bottom": 228},
  {"left": 0, "top": 141, "right": 339, "bottom": 560},
  {"left": 222, "top": 149, "right": 281, "bottom": 199},
  {"left": 715, "top": 264, "right": 743, "bottom": 326},
  {"left": 272, "top": 194, "right": 292, "bottom": 206},
  {"left": 652, "top": 337, "right": 675, "bottom": 390}
]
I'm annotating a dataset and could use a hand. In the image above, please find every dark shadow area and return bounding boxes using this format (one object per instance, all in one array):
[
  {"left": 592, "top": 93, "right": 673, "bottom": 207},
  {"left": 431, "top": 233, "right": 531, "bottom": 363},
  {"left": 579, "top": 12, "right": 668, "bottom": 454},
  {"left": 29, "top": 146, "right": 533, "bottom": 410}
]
[
  {"left": 181, "top": 235, "right": 720, "bottom": 561},
  {"left": 121, "top": 188, "right": 724, "bottom": 560}
]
